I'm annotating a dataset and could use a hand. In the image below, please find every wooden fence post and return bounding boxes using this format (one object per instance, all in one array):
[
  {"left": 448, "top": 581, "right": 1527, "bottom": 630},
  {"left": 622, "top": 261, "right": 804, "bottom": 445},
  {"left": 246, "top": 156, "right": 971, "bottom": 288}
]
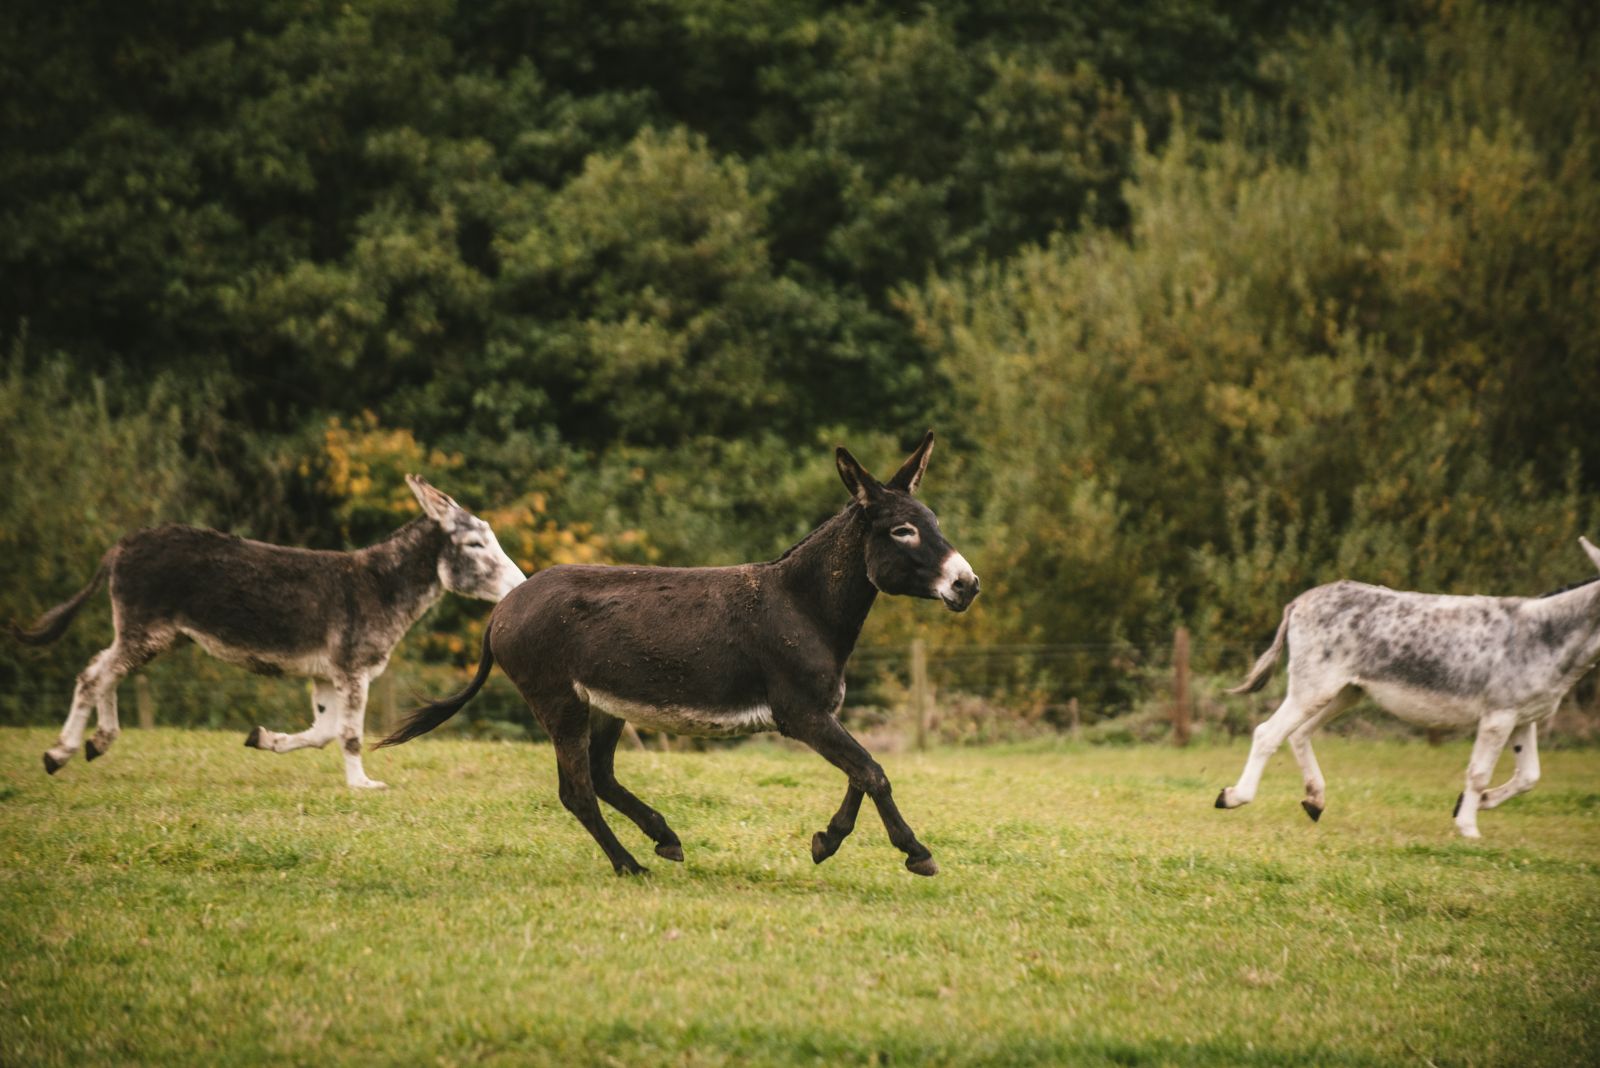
[
  {"left": 136, "top": 675, "right": 155, "bottom": 730},
  {"left": 1067, "top": 697, "right": 1081, "bottom": 739},
  {"left": 1172, "top": 626, "right": 1191, "bottom": 747},
  {"left": 911, "top": 637, "right": 930, "bottom": 751}
]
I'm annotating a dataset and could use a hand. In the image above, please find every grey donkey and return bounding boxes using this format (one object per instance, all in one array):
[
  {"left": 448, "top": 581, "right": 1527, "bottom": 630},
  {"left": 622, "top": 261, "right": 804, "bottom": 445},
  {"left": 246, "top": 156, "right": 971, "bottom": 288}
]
[
  {"left": 11, "top": 476, "right": 524, "bottom": 787},
  {"left": 1216, "top": 538, "right": 1600, "bottom": 837}
]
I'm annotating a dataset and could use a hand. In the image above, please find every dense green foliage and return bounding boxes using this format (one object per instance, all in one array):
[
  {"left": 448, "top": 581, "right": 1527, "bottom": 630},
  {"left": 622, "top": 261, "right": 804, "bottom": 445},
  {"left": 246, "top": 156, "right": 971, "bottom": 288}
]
[
  {"left": 2, "top": 1, "right": 1596, "bottom": 722},
  {"left": 2, "top": 729, "right": 1598, "bottom": 1064}
]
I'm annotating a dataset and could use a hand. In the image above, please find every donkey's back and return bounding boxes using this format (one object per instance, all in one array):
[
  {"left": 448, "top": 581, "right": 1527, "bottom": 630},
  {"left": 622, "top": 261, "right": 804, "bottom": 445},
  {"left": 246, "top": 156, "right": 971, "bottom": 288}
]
[
  {"left": 1241, "top": 579, "right": 1593, "bottom": 724},
  {"left": 112, "top": 524, "right": 358, "bottom": 661}
]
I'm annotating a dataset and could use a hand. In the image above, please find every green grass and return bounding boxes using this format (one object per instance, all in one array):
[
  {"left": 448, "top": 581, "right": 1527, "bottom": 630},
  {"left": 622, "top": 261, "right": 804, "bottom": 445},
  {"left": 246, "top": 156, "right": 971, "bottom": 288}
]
[{"left": 2, "top": 728, "right": 1597, "bottom": 1066}]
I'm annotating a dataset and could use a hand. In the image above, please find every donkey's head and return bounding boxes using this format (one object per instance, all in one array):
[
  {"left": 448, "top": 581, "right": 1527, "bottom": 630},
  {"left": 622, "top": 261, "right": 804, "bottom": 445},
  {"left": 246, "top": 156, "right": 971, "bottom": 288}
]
[
  {"left": 406, "top": 475, "right": 525, "bottom": 602},
  {"left": 836, "top": 431, "right": 979, "bottom": 611}
]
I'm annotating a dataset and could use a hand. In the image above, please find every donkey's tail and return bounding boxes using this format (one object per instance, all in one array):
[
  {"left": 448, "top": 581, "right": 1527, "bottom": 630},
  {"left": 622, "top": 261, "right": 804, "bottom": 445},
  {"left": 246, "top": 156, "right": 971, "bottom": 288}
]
[
  {"left": 1227, "top": 600, "right": 1295, "bottom": 695},
  {"left": 11, "top": 549, "right": 115, "bottom": 646},
  {"left": 378, "top": 627, "right": 496, "bottom": 747}
]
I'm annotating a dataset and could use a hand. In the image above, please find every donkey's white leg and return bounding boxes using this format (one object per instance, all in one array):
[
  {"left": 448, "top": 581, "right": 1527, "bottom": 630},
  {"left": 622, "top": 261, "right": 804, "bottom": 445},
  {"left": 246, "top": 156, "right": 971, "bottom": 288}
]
[
  {"left": 84, "top": 683, "right": 121, "bottom": 763},
  {"left": 246, "top": 679, "right": 341, "bottom": 754},
  {"left": 1480, "top": 720, "right": 1541, "bottom": 810},
  {"left": 1455, "top": 710, "right": 1517, "bottom": 838},
  {"left": 45, "top": 647, "right": 119, "bottom": 773},
  {"left": 1217, "top": 687, "right": 1322, "bottom": 808},
  {"left": 1286, "top": 688, "right": 1357, "bottom": 822},
  {"left": 336, "top": 674, "right": 384, "bottom": 789}
]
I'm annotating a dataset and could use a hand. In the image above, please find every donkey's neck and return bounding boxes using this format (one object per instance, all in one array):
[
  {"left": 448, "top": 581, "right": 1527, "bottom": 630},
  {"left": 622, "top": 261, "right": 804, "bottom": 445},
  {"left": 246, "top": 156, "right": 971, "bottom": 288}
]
[
  {"left": 355, "top": 517, "right": 449, "bottom": 631},
  {"left": 770, "top": 507, "right": 878, "bottom": 660},
  {"left": 1527, "top": 579, "right": 1600, "bottom": 681}
]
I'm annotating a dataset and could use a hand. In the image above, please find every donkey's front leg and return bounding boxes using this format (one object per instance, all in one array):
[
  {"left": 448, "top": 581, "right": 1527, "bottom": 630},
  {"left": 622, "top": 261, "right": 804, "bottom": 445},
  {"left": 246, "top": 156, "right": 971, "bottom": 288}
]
[
  {"left": 335, "top": 674, "right": 385, "bottom": 789},
  {"left": 245, "top": 679, "right": 341, "bottom": 755},
  {"left": 1480, "top": 719, "right": 1541, "bottom": 810},
  {"left": 1455, "top": 710, "right": 1516, "bottom": 838},
  {"left": 780, "top": 710, "right": 936, "bottom": 876}
]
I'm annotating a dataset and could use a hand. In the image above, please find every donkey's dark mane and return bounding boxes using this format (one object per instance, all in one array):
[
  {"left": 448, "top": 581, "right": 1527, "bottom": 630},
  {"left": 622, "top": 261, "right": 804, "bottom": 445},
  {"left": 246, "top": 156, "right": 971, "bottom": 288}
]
[
  {"left": 772, "top": 504, "right": 860, "bottom": 564},
  {"left": 1540, "top": 577, "right": 1599, "bottom": 598}
]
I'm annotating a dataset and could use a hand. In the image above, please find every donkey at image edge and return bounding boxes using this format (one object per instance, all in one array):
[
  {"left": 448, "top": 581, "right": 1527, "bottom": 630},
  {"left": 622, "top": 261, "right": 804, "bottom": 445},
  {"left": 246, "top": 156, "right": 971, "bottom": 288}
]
[
  {"left": 379, "top": 431, "right": 980, "bottom": 876},
  {"left": 1216, "top": 537, "right": 1600, "bottom": 837},
  {"left": 11, "top": 476, "right": 524, "bottom": 787}
]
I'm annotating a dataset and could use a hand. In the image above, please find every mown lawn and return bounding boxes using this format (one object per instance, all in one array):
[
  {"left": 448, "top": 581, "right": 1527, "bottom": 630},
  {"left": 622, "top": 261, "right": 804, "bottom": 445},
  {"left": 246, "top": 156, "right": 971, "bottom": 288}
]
[{"left": 1, "top": 727, "right": 1596, "bottom": 1066}]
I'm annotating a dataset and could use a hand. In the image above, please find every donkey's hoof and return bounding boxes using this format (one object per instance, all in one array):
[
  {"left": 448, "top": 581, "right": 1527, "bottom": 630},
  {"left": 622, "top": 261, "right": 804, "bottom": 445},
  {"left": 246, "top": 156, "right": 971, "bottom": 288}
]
[
  {"left": 655, "top": 842, "right": 684, "bottom": 863},
  {"left": 1214, "top": 788, "right": 1231, "bottom": 809},
  {"left": 1301, "top": 800, "right": 1323, "bottom": 823},
  {"left": 1452, "top": 792, "right": 1464, "bottom": 818},
  {"left": 84, "top": 738, "right": 105, "bottom": 762},
  {"left": 42, "top": 751, "right": 65, "bottom": 775},
  {"left": 614, "top": 862, "right": 651, "bottom": 877},
  {"left": 243, "top": 726, "right": 264, "bottom": 749},
  {"left": 905, "top": 855, "right": 940, "bottom": 877},
  {"left": 811, "top": 831, "right": 840, "bottom": 865}
]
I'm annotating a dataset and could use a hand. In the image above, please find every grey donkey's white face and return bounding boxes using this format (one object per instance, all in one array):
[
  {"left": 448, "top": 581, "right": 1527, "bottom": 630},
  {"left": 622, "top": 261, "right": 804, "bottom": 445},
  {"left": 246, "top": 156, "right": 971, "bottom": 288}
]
[{"left": 406, "top": 475, "right": 526, "bottom": 602}]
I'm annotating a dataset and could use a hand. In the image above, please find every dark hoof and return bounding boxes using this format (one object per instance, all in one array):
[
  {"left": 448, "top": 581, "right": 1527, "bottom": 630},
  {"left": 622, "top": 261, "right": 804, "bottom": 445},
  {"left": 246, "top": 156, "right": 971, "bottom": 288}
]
[
  {"left": 655, "top": 842, "right": 684, "bottom": 863},
  {"left": 84, "top": 738, "right": 105, "bottom": 762},
  {"left": 1214, "top": 789, "right": 1229, "bottom": 809},
  {"left": 1301, "top": 800, "right": 1323, "bottom": 823},
  {"left": 811, "top": 831, "right": 840, "bottom": 865},
  {"left": 243, "top": 726, "right": 264, "bottom": 749},
  {"left": 1452, "top": 792, "right": 1464, "bottom": 818},
  {"left": 614, "top": 862, "right": 651, "bottom": 877},
  {"left": 42, "top": 752, "right": 64, "bottom": 775},
  {"left": 905, "top": 855, "right": 940, "bottom": 877}
]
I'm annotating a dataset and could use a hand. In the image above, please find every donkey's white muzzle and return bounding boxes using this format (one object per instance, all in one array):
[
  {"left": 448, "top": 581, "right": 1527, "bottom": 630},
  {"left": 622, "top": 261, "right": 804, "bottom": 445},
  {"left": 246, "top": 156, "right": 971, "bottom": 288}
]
[{"left": 935, "top": 551, "right": 979, "bottom": 612}]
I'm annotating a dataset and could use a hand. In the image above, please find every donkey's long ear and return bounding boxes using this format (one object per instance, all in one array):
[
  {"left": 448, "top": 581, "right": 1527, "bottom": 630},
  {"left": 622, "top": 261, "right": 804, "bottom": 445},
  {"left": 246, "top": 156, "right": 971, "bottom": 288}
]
[
  {"left": 836, "top": 448, "right": 883, "bottom": 508},
  {"left": 406, "top": 474, "right": 460, "bottom": 522},
  {"left": 885, "top": 430, "right": 935, "bottom": 494},
  {"left": 1581, "top": 536, "right": 1600, "bottom": 573}
]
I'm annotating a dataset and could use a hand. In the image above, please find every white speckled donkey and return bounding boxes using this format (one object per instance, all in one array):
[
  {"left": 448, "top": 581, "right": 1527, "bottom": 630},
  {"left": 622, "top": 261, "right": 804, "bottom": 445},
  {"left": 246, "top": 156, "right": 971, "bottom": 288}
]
[
  {"left": 11, "top": 476, "right": 524, "bottom": 788},
  {"left": 1216, "top": 537, "right": 1600, "bottom": 838}
]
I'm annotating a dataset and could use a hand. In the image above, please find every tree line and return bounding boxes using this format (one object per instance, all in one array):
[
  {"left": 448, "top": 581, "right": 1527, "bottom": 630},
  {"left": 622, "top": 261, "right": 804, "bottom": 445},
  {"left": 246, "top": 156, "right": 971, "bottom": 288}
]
[{"left": 3, "top": 0, "right": 1596, "bottom": 727}]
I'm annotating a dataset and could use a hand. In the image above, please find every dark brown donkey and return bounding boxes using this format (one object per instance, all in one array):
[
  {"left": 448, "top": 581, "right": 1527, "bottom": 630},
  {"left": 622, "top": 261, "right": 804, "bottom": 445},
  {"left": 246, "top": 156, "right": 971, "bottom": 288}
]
[
  {"left": 12, "top": 476, "right": 524, "bottom": 787},
  {"left": 379, "top": 432, "right": 979, "bottom": 876}
]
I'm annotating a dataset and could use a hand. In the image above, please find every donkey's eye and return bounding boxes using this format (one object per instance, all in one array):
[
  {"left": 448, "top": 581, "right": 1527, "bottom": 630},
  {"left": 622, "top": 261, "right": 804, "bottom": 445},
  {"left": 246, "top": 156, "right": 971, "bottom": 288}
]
[
  {"left": 464, "top": 539, "right": 486, "bottom": 549},
  {"left": 891, "top": 525, "right": 919, "bottom": 542}
]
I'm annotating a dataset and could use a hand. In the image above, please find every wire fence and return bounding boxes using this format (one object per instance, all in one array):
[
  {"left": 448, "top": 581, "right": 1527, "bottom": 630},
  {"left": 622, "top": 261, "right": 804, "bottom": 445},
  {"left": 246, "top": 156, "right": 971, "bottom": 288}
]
[{"left": 5, "top": 637, "right": 1599, "bottom": 747}]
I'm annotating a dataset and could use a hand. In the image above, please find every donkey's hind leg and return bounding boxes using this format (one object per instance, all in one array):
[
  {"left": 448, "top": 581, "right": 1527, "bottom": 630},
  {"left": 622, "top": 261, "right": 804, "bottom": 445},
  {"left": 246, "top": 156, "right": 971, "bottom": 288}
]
[
  {"left": 810, "top": 785, "right": 863, "bottom": 865},
  {"left": 1285, "top": 687, "right": 1358, "bottom": 822},
  {"left": 545, "top": 702, "right": 647, "bottom": 875},
  {"left": 588, "top": 711, "right": 683, "bottom": 862},
  {"left": 84, "top": 682, "right": 119, "bottom": 763},
  {"left": 45, "top": 647, "right": 115, "bottom": 773},
  {"left": 45, "top": 637, "right": 152, "bottom": 774},
  {"left": 1216, "top": 681, "right": 1339, "bottom": 810}
]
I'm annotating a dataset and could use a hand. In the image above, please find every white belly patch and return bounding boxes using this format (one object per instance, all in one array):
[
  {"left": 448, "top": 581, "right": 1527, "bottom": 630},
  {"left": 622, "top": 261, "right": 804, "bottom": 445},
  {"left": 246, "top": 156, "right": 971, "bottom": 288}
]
[
  {"left": 181, "top": 627, "right": 333, "bottom": 678},
  {"left": 573, "top": 683, "right": 776, "bottom": 738}
]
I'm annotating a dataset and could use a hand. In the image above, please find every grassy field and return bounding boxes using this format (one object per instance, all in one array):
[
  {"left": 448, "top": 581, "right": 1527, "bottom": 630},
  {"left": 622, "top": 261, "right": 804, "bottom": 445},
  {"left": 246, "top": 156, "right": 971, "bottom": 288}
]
[{"left": 1, "top": 727, "right": 1597, "bottom": 1066}]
